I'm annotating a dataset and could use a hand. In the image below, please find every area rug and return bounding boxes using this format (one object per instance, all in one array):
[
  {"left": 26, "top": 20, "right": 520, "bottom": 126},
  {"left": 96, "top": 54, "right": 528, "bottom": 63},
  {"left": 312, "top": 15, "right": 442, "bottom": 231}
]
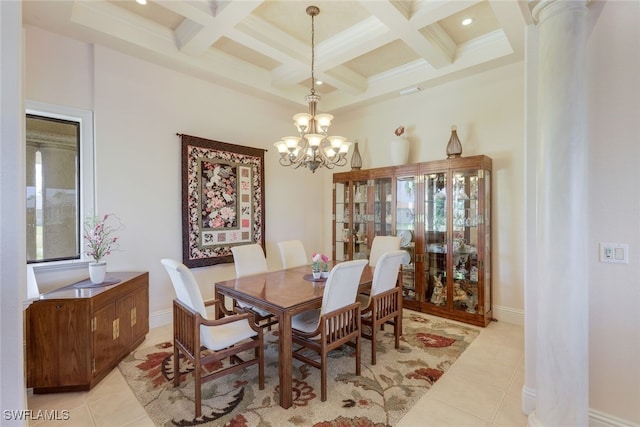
[{"left": 118, "top": 311, "right": 479, "bottom": 427}]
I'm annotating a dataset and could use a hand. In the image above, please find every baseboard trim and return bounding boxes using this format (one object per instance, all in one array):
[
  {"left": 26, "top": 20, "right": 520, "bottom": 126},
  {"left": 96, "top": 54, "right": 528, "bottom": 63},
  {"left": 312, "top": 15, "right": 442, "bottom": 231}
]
[
  {"left": 523, "top": 388, "right": 638, "bottom": 427},
  {"left": 521, "top": 385, "right": 537, "bottom": 414},
  {"left": 493, "top": 304, "right": 525, "bottom": 326},
  {"left": 589, "top": 409, "right": 639, "bottom": 427},
  {"left": 149, "top": 308, "right": 172, "bottom": 329}
]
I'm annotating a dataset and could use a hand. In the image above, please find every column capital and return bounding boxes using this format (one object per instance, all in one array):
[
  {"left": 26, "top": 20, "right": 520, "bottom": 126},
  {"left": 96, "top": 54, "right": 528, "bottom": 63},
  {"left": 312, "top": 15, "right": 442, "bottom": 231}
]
[{"left": 532, "top": 0, "right": 589, "bottom": 25}]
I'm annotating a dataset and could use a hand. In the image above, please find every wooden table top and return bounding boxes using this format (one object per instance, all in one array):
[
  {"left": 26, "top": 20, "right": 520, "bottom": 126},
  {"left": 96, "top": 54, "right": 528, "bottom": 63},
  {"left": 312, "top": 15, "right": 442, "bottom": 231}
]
[{"left": 214, "top": 263, "right": 373, "bottom": 311}]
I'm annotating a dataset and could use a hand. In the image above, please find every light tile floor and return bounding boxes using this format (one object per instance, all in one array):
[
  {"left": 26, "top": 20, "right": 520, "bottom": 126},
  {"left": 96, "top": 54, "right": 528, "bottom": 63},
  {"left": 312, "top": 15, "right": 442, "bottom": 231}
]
[{"left": 28, "top": 317, "right": 527, "bottom": 427}]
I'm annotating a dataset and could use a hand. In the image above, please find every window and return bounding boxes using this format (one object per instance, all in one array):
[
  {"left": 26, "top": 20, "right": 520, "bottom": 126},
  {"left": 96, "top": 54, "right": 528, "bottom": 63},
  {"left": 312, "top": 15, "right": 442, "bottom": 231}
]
[{"left": 26, "top": 101, "right": 94, "bottom": 264}]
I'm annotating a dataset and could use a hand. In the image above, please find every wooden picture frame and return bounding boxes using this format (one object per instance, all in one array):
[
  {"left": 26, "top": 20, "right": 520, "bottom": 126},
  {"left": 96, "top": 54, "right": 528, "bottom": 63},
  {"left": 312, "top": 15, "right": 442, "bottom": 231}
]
[{"left": 180, "top": 134, "right": 265, "bottom": 267}]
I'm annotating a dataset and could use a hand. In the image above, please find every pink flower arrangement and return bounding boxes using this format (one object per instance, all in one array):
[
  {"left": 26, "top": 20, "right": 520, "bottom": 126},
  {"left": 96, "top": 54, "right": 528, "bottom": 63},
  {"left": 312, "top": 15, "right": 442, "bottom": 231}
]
[
  {"left": 83, "top": 213, "right": 124, "bottom": 263},
  {"left": 311, "top": 252, "right": 329, "bottom": 272}
]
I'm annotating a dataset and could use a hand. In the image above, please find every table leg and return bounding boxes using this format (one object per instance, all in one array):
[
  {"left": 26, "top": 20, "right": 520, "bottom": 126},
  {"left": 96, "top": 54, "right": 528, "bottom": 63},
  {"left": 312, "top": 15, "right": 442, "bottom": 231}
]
[
  {"left": 214, "top": 289, "right": 222, "bottom": 320},
  {"left": 278, "top": 311, "right": 293, "bottom": 409}
]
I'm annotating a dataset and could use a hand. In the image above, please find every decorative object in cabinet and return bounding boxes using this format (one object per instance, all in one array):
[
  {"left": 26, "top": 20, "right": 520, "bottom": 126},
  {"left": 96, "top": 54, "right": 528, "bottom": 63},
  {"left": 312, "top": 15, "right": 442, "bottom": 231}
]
[
  {"left": 333, "top": 155, "right": 492, "bottom": 327},
  {"left": 26, "top": 272, "right": 149, "bottom": 393}
]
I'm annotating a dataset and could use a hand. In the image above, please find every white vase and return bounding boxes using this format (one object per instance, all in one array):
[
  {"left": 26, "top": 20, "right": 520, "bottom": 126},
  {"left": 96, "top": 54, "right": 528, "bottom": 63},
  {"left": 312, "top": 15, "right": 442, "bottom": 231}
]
[
  {"left": 89, "top": 261, "right": 107, "bottom": 284},
  {"left": 312, "top": 271, "right": 321, "bottom": 280},
  {"left": 390, "top": 137, "right": 409, "bottom": 166},
  {"left": 321, "top": 271, "right": 329, "bottom": 279}
]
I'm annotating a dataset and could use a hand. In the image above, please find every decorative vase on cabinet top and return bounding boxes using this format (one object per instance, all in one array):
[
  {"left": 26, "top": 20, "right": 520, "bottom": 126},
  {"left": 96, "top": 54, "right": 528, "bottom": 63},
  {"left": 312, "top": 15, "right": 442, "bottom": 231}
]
[
  {"left": 390, "top": 137, "right": 409, "bottom": 166},
  {"left": 89, "top": 261, "right": 107, "bottom": 284}
]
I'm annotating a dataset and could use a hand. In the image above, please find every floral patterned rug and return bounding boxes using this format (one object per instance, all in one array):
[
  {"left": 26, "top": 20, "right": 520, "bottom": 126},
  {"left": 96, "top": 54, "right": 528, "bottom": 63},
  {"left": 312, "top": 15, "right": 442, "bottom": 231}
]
[{"left": 118, "top": 311, "right": 479, "bottom": 427}]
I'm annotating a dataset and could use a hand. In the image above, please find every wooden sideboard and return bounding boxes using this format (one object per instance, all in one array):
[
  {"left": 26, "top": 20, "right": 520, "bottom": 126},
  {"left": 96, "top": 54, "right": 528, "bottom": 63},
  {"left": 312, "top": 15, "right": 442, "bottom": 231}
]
[{"left": 26, "top": 271, "right": 149, "bottom": 393}]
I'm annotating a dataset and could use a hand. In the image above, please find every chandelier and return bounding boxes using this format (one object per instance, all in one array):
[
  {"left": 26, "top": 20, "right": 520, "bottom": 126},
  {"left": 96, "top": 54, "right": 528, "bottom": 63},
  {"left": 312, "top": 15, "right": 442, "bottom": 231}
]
[{"left": 274, "top": 5, "right": 351, "bottom": 173}]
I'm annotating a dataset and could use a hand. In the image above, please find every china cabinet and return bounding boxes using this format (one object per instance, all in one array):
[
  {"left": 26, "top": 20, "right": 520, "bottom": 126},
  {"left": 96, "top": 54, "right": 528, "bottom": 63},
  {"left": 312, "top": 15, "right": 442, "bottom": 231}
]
[{"left": 332, "top": 155, "right": 492, "bottom": 326}]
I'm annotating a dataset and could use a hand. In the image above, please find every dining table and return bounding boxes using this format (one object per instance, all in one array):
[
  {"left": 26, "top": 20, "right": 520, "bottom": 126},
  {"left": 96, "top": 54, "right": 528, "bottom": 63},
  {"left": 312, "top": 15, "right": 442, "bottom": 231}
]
[{"left": 213, "top": 262, "right": 373, "bottom": 409}]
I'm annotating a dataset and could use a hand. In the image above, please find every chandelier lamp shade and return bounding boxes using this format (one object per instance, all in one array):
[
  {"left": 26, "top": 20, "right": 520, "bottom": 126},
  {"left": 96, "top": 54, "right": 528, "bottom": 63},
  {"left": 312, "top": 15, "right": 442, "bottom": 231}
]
[{"left": 274, "top": 6, "right": 351, "bottom": 173}]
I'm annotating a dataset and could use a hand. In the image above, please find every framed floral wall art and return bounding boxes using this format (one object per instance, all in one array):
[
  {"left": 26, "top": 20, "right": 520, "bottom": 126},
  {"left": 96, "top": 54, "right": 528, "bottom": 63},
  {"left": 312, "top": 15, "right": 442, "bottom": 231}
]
[{"left": 180, "top": 134, "right": 265, "bottom": 267}]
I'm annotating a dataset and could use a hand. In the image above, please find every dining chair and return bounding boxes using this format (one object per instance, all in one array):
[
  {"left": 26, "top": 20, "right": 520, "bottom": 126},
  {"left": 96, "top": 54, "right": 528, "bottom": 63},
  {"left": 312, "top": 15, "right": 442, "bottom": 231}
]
[
  {"left": 160, "top": 258, "right": 264, "bottom": 418},
  {"left": 277, "top": 239, "right": 309, "bottom": 269},
  {"left": 368, "top": 235, "right": 401, "bottom": 267},
  {"left": 357, "top": 250, "right": 406, "bottom": 365},
  {"left": 290, "top": 258, "right": 368, "bottom": 402},
  {"left": 230, "top": 244, "right": 278, "bottom": 329}
]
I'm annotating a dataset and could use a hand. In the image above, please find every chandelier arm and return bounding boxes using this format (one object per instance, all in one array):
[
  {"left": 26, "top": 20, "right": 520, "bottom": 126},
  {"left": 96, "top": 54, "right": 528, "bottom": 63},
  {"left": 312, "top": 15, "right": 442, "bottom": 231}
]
[
  {"left": 279, "top": 157, "right": 293, "bottom": 167},
  {"left": 289, "top": 139, "right": 312, "bottom": 164}
]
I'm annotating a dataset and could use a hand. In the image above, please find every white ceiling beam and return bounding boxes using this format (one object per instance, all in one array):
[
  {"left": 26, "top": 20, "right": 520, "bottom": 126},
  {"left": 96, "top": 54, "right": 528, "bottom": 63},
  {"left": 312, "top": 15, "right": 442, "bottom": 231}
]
[
  {"left": 411, "top": 0, "right": 483, "bottom": 28},
  {"left": 271, "top": 16, "right": 393, "bottom": 92},
  {"left": 154, "top": 0, "right": 214, "bottom": 26},
  {"left": 359, "top": 0, "right": 453, "bottom": 69},
  {"left": 488, "top": 0, "right": 530, "bottom": 60},
  {"left": 174, "top": 1, "right": 263, "bottom": 56},
  {"left": 322, "top": 30, "right": 514, "bottom": 111},
  {"left": 71, "top": 1, "right": 176, "bottom": 51},
  {"left": 234, "top": 14, "right": 309, "bottom": 65},
  {"left": 70, "top": 1, "right": 302, "bottom": 105},
  {"left": 320, "top": 65, "right": 368, "bottom": 95}
]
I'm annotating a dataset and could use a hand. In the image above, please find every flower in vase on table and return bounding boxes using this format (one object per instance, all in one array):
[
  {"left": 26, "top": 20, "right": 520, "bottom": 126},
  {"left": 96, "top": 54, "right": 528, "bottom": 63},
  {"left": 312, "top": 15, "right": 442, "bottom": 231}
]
[
  {"left": 84, "top": 213, "right": 124, "bottom": 263},
  {"left": 311, "top": 253, "right": 329, "bottom": 273}
]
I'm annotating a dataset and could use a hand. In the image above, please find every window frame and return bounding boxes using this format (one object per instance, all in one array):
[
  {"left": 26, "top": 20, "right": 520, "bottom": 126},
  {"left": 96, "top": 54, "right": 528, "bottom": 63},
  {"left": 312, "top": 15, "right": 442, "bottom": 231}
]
[{"left": 25, "top": 100, "right": 95, "bottom": 268}]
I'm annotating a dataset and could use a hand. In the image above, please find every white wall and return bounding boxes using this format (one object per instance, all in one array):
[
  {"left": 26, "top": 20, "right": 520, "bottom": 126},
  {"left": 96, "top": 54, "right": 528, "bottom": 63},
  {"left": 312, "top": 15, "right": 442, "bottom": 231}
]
[
  {"left": 333, "top": 62, "right": 527, "bottom": 319},
  {"left": 586, "top": 1, "right": 640, "bottom": 423},
  {"left": 25, "top": 26, "right": 329, "bottom": 323},
  {"left": 1, "top": 1, "right": 27, "bottom": 424}
]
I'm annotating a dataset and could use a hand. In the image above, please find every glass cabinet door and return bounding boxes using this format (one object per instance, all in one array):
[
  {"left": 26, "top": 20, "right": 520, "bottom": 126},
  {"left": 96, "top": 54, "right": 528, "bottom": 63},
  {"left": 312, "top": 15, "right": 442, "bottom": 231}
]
[
  {"left": 424, "top": 172, "right": 447, "bottom": 308},
  {"left": 352, "top": 179, "right": 368, "bottom": 260},
  {"left": 483, "top": 170, "right": 491, "bottom": 315},
  {"left": 334, "top": 181, "right": 349, "bottom": 261},
  {"left": 372, "top": 177, "right": 392, "bottom": 237},
  {"left": 451, "top": 169, "right": 481, "bottom": 314},
  {"left": 396, "top": 176, "right": 416, "bottom": 301}
]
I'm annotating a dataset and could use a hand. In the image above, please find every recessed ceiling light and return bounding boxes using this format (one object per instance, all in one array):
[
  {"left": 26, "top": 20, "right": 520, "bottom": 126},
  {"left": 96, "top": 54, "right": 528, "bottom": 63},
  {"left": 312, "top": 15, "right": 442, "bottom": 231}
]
[
  {"left": 462, "top": 18, "right": 473, "bottom": 26},
  {"left": 316, "top": 80, "right": 323, "bottom": 85},
  {"left": 136, "top": 0, "right": 147, "bottom": 5}
]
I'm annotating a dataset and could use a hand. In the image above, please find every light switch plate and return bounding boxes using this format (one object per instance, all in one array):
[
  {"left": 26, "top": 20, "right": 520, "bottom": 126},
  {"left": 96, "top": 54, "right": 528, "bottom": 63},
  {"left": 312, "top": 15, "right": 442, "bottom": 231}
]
[{"left": 599, "top": 243, "right": 629, "bottom": 264}]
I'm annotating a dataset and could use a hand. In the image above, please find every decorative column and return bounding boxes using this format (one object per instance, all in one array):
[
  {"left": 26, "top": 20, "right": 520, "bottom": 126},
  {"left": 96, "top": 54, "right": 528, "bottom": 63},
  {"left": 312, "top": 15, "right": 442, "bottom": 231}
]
[{"left": 530, "top": 1, "right": 589, "bottom": 426}]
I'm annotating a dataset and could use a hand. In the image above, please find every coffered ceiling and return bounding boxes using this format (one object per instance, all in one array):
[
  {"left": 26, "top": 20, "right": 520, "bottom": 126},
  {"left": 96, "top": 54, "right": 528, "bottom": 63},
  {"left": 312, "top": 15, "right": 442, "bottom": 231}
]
[{"left": 23, "top": 0, "right": 532, "bottom": 111}]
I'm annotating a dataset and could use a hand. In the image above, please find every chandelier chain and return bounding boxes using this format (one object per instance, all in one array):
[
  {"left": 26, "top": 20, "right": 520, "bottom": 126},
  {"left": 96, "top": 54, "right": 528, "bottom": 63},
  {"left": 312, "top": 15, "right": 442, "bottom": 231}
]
[{"left": 310, "top": 9, "right": 315, "bottom": 95}]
